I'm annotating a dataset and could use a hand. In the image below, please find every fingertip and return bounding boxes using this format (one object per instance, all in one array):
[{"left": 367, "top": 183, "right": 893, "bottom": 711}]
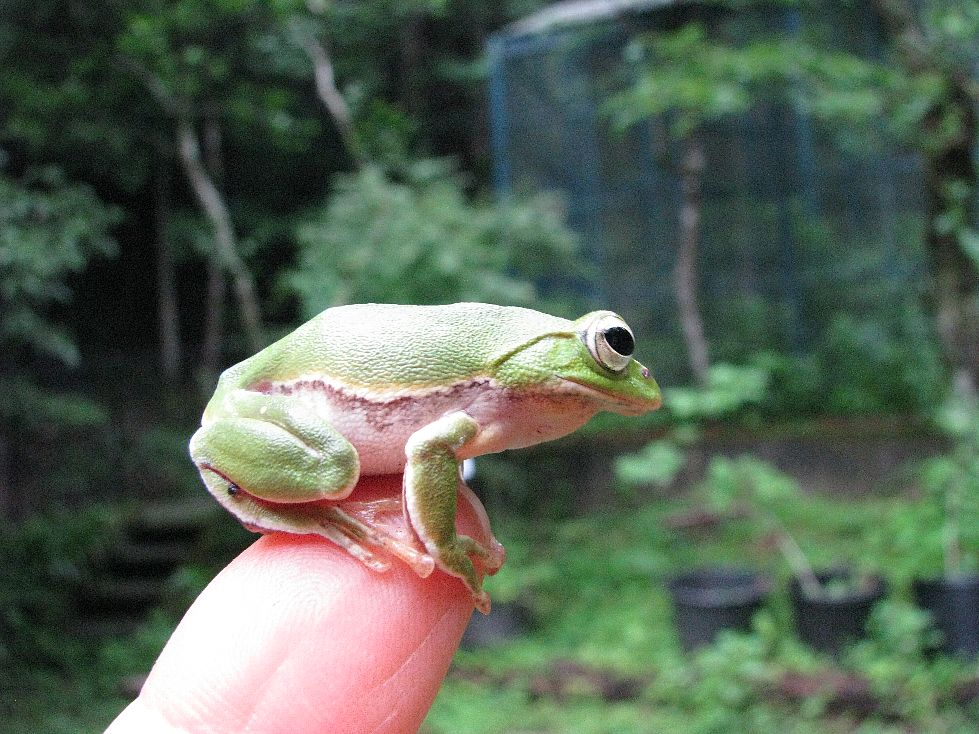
[{"left": 109, "top": 475, "right": 485, "bottom": 734}]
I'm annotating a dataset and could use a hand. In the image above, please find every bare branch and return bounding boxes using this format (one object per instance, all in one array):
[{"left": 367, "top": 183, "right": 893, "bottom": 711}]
[
  {"left": 115, "top": 56, "right": 187, "bottom": 118},
  {"left": 675, "top": 138, "right": 710, "bottom": 384},
  {"left": 120, "top": 56, "right": 265, "bottom": 356},
  {"left": 291, "top": 22, "right": 364, "bottom": 166},
  {"left": 177, "top": 118, "right": 265, "bottom": 353}
]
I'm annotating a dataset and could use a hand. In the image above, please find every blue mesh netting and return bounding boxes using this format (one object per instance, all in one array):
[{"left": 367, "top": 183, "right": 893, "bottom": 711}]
[{"left": 488, "top": 4, "right": 928, "bottom": 384}]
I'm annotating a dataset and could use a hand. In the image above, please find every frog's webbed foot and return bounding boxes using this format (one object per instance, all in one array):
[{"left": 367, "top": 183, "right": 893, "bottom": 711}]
[
  {"left": 321, "top": 504, "right": 436, "bottom": 578},
  {"left": 404, "top": 411, "right": 503, "bottom": 614},
  {"left": 457, "top": 480, "right": 507, "bottom": 575}
]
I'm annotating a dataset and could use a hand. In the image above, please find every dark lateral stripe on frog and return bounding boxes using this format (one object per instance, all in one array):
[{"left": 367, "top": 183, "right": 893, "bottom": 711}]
[{"left": 251, "top": 375, "right": 501, "bottom": 433}]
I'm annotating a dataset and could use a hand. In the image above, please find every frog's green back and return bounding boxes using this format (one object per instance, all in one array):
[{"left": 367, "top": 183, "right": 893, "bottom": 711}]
[{"left": 227, "top": 303, "right": 577, "bottom": 391}]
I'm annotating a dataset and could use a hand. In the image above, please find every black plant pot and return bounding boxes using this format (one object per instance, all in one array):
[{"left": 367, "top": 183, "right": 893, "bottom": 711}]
[
  {"left": 460, "top": 600, "right": 533, "bottom": 650},
  {"left": 790, "top": 570, "right": 886, "bottom": 655},
  {"left": 667, "top": 567, "right": 771, "bottom": 651},
  {"left": 913, "top": 574, "right": 979, "bottom": 659}
]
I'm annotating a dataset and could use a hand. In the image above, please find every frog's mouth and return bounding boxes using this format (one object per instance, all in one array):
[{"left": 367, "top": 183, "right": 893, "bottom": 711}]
[{"left": 557, "top": 377, "right": 661, "bottom": 416}]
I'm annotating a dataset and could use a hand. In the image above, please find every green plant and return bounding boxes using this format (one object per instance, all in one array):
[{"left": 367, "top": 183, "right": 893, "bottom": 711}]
[
  {"left": 0, "top": 167, "right": 117, "bottom": 514},
  {"left": 0, "top": 507, "right": 120, "bottom": 676},
  {"left": 930, "top": 394, "right": 979, "bottom": 577},
  {"left": 699, "top": 456, "right": 826, "bottom": 599},
  {"left": 649, "top": 618, "right": 784, "bottom": 734},
  {"left": 290, "top": 159, "right": 590, "bottom": 317},
  {"left": 847, "top": 600, "right": 959, "bottom": 724},
  {"left": 0, "top": 167, "right": 118, "bottom": 368},
  {"left": 817, "top": 312, "right": 946, "bottom": 416},
  {"left": 614, "top": 362, "right": 770, "bottom": 491},
  {"left": 614, "top": 439, "right": 687, "bottom": 490},
  {"left": 874, "top": 394, "right": 979, "bottom": 583},
  {"left": 616, "top": 362, "right": 892, "bottom": 599}
]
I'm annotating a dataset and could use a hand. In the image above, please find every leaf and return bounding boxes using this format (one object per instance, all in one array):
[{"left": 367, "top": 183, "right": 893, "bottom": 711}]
[
  {"left": 665, "top": 363, "right": 770, "bottom": 421},
  {"left": 959, "top": 228, "right": 979, "bottom": 270},
  {"left": 289, "top": 160, "right": 588, "bottom": 315},
  {"left": 614, "top": 440, "right": 686, "bottom": 488},
  {"left": 0, "top": 170, "right": 117, "bottom": 364}
]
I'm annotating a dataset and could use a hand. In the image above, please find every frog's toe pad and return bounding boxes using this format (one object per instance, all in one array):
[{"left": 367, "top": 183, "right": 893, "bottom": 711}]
[
  {"left": 478, "top": 539, "right": 507, "bottom": 575},
  {"left": 473, "top": 590, "right": 491, "bottom": 615}
]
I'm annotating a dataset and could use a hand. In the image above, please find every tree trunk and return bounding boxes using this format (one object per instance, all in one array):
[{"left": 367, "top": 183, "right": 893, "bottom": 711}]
[
  {"left": 0, "top": 432, "right": 12, "bottom": 519},
  {"left": 200, "top": 116, "right": 227, "bottom": 377},
  {"left": 154, "top": 167, "right": 181, "bottom": 383},
  {"left": 400, "top": 12, "right": 425, "bottom": 123},
  {"left": 201, "top": 254, "right": 226, "bottom": 378},
  {"left": 676, "top": 137, "right": 711, "bottom": 384},
  {"left": 176, "top": 118, "right": 264, "bottom": 355},
  {"left": 871, "top": 0, "right": 979, "bottom": 392},
  {"left": 923, "top": 88, "right": 979, "bottom": 394}
]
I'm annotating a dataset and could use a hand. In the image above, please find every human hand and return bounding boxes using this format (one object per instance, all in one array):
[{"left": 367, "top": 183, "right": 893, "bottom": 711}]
[{"left": 105, "top": 474, "right": 488, "bottom": 734}]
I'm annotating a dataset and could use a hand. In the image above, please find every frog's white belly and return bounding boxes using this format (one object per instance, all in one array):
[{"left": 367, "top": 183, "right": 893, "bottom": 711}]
[{"left": 256, "top": 376, "right": 600, "bottom": 475}]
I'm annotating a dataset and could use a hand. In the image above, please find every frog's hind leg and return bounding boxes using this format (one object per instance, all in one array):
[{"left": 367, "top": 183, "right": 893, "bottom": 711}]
[
  {"left": 321, "top": 505, "right": 436, "bottom": 578},
  {"left": 198, "top": 465, "right": 434, "bottom": 576},
  {"left": 196, "top": 465, "right": 392, "bottom": 572},
  {"left": 189, "top": 388, "right": 360, "bottom": 504},
  {"left": 191, "top": 389, "right": 435, "bottom": 576}
]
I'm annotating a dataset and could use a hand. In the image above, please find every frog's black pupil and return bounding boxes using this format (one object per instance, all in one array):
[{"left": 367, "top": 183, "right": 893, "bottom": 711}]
[{"left": 604, "top": 326, "right": 634, "bottom": 356}]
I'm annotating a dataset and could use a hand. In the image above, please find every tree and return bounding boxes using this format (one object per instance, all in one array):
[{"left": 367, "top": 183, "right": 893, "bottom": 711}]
[
  {"left": 291, "top": 160, "right": 587, "bottom": 316},
  {"left": 869, "top": 0, "right": 979, "bottom": 396},
  {"left": 612, "top": 2, "right": 979, "bottom": 392},
  {"left": 609, "top": 23, "right": 794, "bottom": 384},
  {"left": 0, "top": 168, "right": 118, "bottom": 516},
  {"left": 113, "top": 0, "right": 499, "bottom": 370},
  {"left": 117, "top": 2, "right": 281, "bottom": 359}
]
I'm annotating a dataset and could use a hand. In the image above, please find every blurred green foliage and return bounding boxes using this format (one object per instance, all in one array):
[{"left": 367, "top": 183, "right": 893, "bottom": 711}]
[
  {"left": 611, "top": 8, "right": 970, "bottom": 160},
  {"left": 870, "top": 394, "right": 979, "bottom": 584},
  {"left": 2, "top": 2, "right": 979, "bottom": 732},
  {"left": 291, "top": 159, "right": 588, "bottom": 315},
  {"left": 0, "top": 169, "right": 116, "bottom": 511},
  {"left": 613, "top": 362, "right": 771, "bottom": 486},
  {"left": 611, "top": 21, "right": 901, "bottom": 140},
  {"left": 700, "top": 455, "right": 799, "bottom": 515},
  {"left": 0, "top": 507, "right": 119, "bottom": 677},
  {"left": 846, "top": 601, "right": 955, "bottom": 724},
  {"left": 610, "top": 0, "right": 979, "bottom": 400},
  {"left": 6, "top": 475, "right": 979, "bottom": 733},
  {"left": 614, "top": 439, "right": 688, "bottom": 489},
  {"left": 0, "top": 169, "right": 117, "bottom": 381},
  {"left": 667, "top": 363, "right": 770, "bottom": 422},
  {"left": 423, "top": 493, "right": 979, "bottom": 734}
]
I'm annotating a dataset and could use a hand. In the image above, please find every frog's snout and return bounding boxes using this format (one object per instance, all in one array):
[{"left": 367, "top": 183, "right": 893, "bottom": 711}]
[{"left": 629, "top": 362, "right": 662, "bottom": 414}]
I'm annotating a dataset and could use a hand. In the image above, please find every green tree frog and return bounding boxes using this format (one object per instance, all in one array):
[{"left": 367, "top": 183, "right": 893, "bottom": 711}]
[{"left": 190, "top": 303, "right": 661, "bottom": 612}]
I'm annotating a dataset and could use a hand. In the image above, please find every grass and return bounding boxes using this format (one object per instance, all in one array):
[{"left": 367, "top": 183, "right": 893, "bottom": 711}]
[
  {"left": 6, "top": 488, "right": 979, "bottom": 733},
  {"left": 423, "top": 492, "right": 979, "bottom": 733}
]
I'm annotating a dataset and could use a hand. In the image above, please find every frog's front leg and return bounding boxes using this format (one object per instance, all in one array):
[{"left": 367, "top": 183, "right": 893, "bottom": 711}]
[
  {"left": 404, "top": 411, "right": 505, "bottom": 614},
  {"left": 190, "top": 389, "right": 434, "bottom": 576}
]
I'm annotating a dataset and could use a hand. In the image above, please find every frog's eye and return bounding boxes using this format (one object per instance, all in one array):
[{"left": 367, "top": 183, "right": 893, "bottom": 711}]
[{"left": 584, "top": 313, "right": 635, "bottom": 373}]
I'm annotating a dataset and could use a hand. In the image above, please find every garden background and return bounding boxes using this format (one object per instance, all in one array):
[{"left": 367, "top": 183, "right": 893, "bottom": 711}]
[{"left": 4, "top": 1, "right": 979, "bottom": 732}]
